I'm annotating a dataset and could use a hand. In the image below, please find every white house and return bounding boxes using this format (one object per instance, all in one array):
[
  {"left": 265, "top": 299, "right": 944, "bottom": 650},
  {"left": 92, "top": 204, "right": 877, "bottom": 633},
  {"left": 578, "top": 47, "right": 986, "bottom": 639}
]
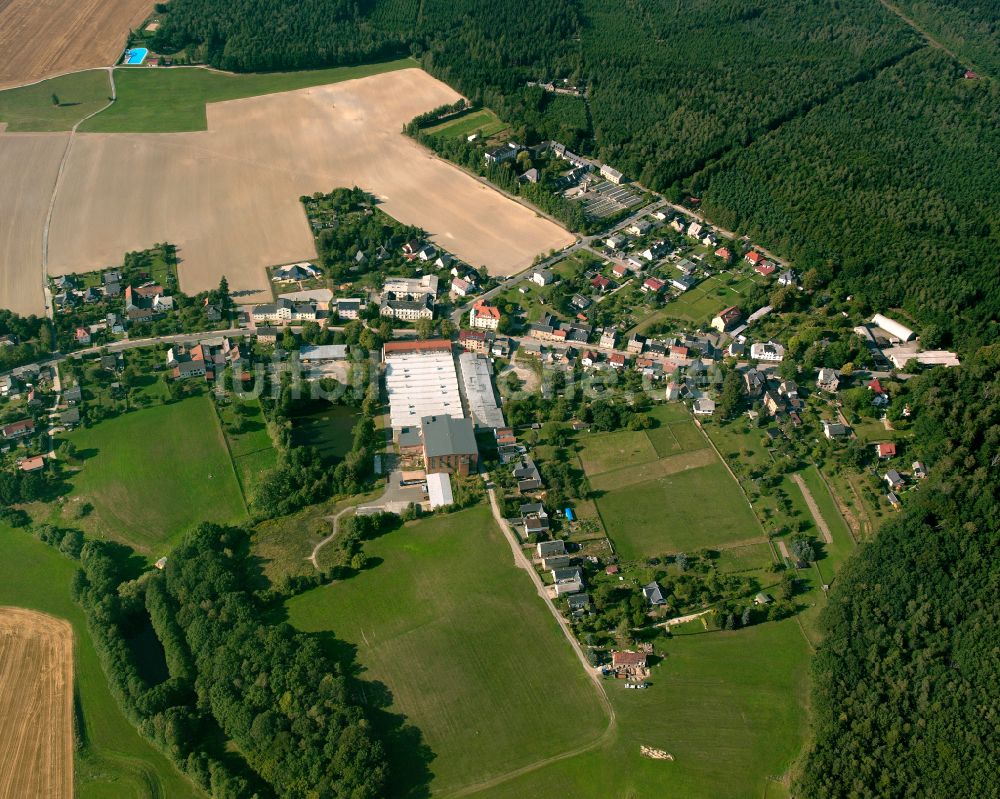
[
  {"left": 750, "top": 341, "right": 785, "bottom": 362},
  {"left": 627, "top": 220, "right": 651, "bottom": 236},
  {"left": 531, "top": 268, "right": 554, "bottom": 286},
  {"left": 469, "top": 302, "right": 501, "bottom": 331},
  {"left": 687, "top": 221, "right": 703, "bottom": 239}
]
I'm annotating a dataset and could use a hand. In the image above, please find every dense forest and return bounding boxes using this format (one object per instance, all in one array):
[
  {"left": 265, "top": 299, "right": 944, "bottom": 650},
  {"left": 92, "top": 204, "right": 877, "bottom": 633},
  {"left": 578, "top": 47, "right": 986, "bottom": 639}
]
[
  {"left": 798, "top": 345, "right": 1000, "bottom": 798},
  {"left": 698, "top": 49, "right": 1000, "bottom": 349},
  {"left": 892, "top": 0, "right": 1000, "bottom": 74}
]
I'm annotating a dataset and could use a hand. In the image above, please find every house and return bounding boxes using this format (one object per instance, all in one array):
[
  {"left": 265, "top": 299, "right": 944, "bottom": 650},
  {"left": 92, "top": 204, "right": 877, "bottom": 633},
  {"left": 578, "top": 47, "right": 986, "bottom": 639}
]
[
  {"left": 778, "top": 270, "right": 797, "bottom": 287},
  {"left": 686, "top": 221, "right": 703, "bottom": 239},
  {"left": 763, "top": 390, "right": 783, "bottom": 417},
  {"left": 106, "top": 312, "right": 125, "bottom": 334},
  {"left": 521, "top": 167, "right": 540, "bottom": 183},
  {"left": 451, "top": 277, "right": 474, "bottom": 297},
  {"left": 252, "top": 298, "right": 318, "bottom": 324},
  {"left": 421, "top": 414, "right": 479, "bottom": 476},
  {"left": 605, "top": 235, "right": 625, "bottom": 249},
  {"left": 552, "top": 566, "right": 583, "bottom": 584},
  {"left": 100, "top": 354, "right": 122, "bottom": 372},
  {"left": 63, "top": 385, "right": 82, "bottom": 405},
  {"left": 0, "top": 375, "right": 21, "bottom": 396},
  {"left": 670, "top": 218, "right": 686, "bottom": 233},
  {"left": 567, "top": 593, "right": 590, "bottom": 612},
  {"left": 693, "top": 397, "right": 716, "bottom": 415},
  {"left": 876, "top": 442, "right": 897, "bottom": 459},
  {"left": 642, "top": 277, "right": 666, "bottom": 295},
  {"left": 750, "top": 341, "right": 785, "bottom": 362},
  {"left": 469, "top": 301, "right": 501, "bottom": 331},
  {"left": 74, "top": 327, "right": 91, "bottom": 345},
  {"left": 744, "top": 251, "right": 763, "bottom": 266},
  {"left": 867, "top": 378, "right": 884, "bottom": 395},
  {"left": 571, "top": 294, "right": 591, "bottom": 311},
  {"left": 912, "top": 461, "right": 927, "bottom": 479},
  {"left": 675, "top": 258, "right": 696, "bottom": 275},
  {"left": 884, "top": 470, "right": 904, "bottom": 491},
  {"left": 580, "top": 350, "right": 596, "bottom": 367},
  {"left": 513, "top": 455, "right": 542, "bottom": 491},
  {"left": 417, "top": 244, "right": 438, "bottom": 262},
  {"left": 380, "top": 293, "right": 434, "bottom": 321},
  {"left": 671, "top": 275, "right": 697, "bottom": 292},
  {"left": 887, "top": 491, "right": 902, "bottom": 510},
  {"left": 600, "top": 164, "right": 625, "bottom": 184},
  {"left": 715, "top": 247, "right": 733, "bottom": 263},
  {"left": 743, "top": 368, "right": 765, "bottom": 397},
  {"left": 458, "top": 329, "right": 489, "bottom": 353},
  {"left": 599, "top": 329, "right": 617, "bottom": 349},
  {"left": 554, "top": 576, "right": 585, "bottom": 596},
  {"left": 536, "top": 539, "right": 566, "bottom": 558},
  {"left": 18, "top": 455, "right": 45, "bottom": 472},
  {"left": 335, "top": 298, "right": 362, "bottom": 320},
  {"left": 491, "top": 337, "right": 511, "bottom": 358},
  {"left": 643, "top": 581, "right": 666, "bottom": 606},
  {"left": 611, "top": 651, "right": 647, "bottom": 669},
  {"left": 627, "top": 220, "right": 651, "bottom": 236},
  {"left": 710, "top": 305, "right": 742, "bottom": 333},
  {"left": 1, "top": 419, "right": 35, "bottom": 439},
  {"left": 255, "top": 326, "right": 279, "bottom": 344},
  {"left": 205, "top": 304, "right": 223, "bottom": 322},
  {"left": 60, "top": 408, "right": 80, "bottom": 428},
  {"left": 701, "top": 231, "right": 718, "bottom": 247},
  {"left": 728, "top": 341, "right": 746, "bottom": 358},
  {"left": 435, "top": 253, "right": 453, "bottom": 270},
  {"left": 641, "top": 241, "right": 670, "bottom": 261},
  {"left": 822, "top": 420, "right": 849, "bottom": 439},
  {"left": 591, "top": 275, "right": 614, "bottom": 293},
  {"left": 627, "top": 334, "right": 646, "bottom": 354},
  {"left": 609, "top": 352, "right": 627, "bottom": 369},
  {"left": 531, "top": 268, "right": 554, "bottom": 286},
  {"left": 543, "top": 554, "right": 572, "bottom": 570},
  {"left": 816, "top": 368, "right": 840, "bottom": 392},
  {"left": 754, "top": 261, "right": 777, "bottom": 277},
  {"left": 611, "top": 263, "right": 629, "bottom": 279},
  {"left": 754, "top": 592, "right": 773, "bottom": 606},
  {"left": 485, "top": 142, "right": 521, "bottom": 165},
  {"left": 152, "top": 294, "right": 174, "bottom": 312},
  {"left": 778, "top": 380, "right": 799, "bottom": 402},
  {"left": 272, "top": 262, "right": 320, "bottom": 282}
]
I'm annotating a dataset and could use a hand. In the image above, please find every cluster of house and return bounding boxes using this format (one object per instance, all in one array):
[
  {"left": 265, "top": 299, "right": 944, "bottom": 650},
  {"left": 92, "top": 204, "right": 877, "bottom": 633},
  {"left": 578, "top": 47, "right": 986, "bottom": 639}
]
[
  {"left": 52, "top": 269, "right": 129, "bottom": 314},
  {"left": 535, "top": 538, "right": 590, "bottom": 613},
  {"left": 380, "top": 274, "right": 438, "bottom": 321},
  {"left": 0, "top": 362, "right": 54, "bottom": 401},
  {"left": 458, "top": 327, "right": 511, "bottom": 358},
  {"left": 166, "top": 337, "right": 241, "bottom": 380}
]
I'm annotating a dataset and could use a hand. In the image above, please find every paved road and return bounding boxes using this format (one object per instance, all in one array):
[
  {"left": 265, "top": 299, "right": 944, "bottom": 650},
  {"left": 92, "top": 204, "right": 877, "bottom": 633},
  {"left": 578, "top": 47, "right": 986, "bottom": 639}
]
[{"left": 308, "top": 503, "right": 357, "bottom": 569}]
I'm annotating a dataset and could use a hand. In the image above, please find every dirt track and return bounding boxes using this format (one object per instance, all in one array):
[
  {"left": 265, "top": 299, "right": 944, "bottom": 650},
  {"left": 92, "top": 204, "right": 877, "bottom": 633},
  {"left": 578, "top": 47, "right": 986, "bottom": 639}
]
[
  {"left": 0, "top": 606, "right": 74, "bottom": 799},
  {"left": 13, "top": 68, "right": 573, "bottom": 308},
  {"left": 0, "top": 0, "right": 152, "bottom": 89}
]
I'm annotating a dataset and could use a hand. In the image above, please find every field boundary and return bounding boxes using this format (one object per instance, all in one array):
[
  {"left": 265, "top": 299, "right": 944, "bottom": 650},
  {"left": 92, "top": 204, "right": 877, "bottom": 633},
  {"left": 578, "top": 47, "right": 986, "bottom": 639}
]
[{"left": 589, "top": 446, "right": 717, "bottom": 492}]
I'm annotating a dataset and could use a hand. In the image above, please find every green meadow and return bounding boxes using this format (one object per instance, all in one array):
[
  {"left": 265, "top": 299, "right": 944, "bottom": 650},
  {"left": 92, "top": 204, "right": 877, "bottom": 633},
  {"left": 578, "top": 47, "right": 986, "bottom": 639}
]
[
  {"left": 286, "top": 506, "right": 609, "bottom": 796},
  {"left": 0, "top": 524, "right": 202, "bottom": 798},
  {"left": 65, "top": 396, "right": 247, "bottom": 554},
  {"left": 0, "top": 69, "right": 111, "bottom": 131}
]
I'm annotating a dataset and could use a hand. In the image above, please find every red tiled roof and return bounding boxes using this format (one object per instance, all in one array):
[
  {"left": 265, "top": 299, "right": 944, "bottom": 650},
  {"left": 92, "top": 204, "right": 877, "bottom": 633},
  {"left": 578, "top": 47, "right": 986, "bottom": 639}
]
[
  {"left": 868, "top": 378, "right": 884, "bottom": 394},
  {"left": 612, "top": 651, "right": 647, "bottom": 667},
  {"left": 877, "top": 442, "right": 897, "bottom": 458},
  {"left": 755, "top": 262, "right": 776, "bottom": 276},
  {"left": 18, "top": 456, "right": 45, "bottom": 471},
  {"left": 472, "top": 302, "right": 500, "bottom": 319},
  {"left": 715, "top": 247, "right": 732, "bottom": 261},
  {"left": 745, "top": 251, "right": 762, "bottom": 264},
  {"left": 643, "top": 277, "right": 665, "bottom": 291},
  {"left": 383, "top": 339, "right": 453, "bottom": 355}
]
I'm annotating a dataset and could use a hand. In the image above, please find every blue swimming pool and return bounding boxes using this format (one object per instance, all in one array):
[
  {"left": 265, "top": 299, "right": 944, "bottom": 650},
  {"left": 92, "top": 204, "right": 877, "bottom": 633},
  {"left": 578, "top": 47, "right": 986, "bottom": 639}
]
[{"left": 123, "top": 47, "right": 148, "bottom": 65}]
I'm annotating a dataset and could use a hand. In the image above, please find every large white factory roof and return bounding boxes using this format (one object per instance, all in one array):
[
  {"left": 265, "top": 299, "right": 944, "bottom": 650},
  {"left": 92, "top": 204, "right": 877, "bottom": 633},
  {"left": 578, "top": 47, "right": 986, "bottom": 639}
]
[
  {"left": 458, "top": 352, "right": 506, "bottom": 429},
  {"left": 384, "top": 349, "right": 463, "bottom": 429}
]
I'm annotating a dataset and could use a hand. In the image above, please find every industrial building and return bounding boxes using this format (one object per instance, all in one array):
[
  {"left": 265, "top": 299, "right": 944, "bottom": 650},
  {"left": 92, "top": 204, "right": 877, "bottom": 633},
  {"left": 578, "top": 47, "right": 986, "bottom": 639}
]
[
  {"left": 458, "top": 352, "right": 506, "bottom": 429},
  {"left": 383, "top": 340, "right": 463, "bottom": 429},
  {"left": 871, "top": 314, "right": 916, "bottom": 343},
  {"left": 420, "top": 414, "right": 479, "bottom": 476}
]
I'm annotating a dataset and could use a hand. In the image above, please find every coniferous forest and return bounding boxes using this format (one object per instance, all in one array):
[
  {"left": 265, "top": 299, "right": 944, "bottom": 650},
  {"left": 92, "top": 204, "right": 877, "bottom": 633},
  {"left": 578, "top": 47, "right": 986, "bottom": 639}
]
[{"left": 142, "top": 1, "right": 1000, "bottom": 795}]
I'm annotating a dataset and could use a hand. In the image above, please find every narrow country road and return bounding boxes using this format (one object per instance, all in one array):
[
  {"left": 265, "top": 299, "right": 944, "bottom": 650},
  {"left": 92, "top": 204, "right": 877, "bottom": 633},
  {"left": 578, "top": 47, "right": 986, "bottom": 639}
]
[
  {"left": 307, "top": 503, "right": 358, "bottom": 569},
  {"left": 792, "top": 474, "right": 833, "bottom": 545}
]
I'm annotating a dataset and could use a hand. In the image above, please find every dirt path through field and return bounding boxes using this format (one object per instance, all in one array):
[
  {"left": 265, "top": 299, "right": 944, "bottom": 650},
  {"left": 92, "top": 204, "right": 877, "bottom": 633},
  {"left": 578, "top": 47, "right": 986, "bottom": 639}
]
[
  {"left": 791, "top": 473, "right": 833, "bottom": 545},
  {"left": 0, "top": 606, "right": 74, "bottom": 799}
]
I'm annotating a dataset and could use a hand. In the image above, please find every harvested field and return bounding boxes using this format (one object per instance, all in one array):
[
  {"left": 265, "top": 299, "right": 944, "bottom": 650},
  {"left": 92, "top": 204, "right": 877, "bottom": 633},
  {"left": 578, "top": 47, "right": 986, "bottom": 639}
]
[
  {"left": 0, "top": 0, "right": 152, "bottom": 89},
  {"left": 5, "top": 68, "right": 572, "bottom": 306},
  {"left": 0, "top": 132, "right": 68, "bottom": 315},
  {"left": 0, "top": 606, "right": 73, "bottom": 799}
]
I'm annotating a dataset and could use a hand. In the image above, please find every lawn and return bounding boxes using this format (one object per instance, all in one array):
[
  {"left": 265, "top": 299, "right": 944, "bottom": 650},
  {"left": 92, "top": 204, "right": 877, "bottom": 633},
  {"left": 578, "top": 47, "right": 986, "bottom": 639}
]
[
  {"left": 424, "top": 108, "right": 507, "bottom": 139},
  {"left": 596, "top": 461, "right": 762, "bottom": 559},
  {"left": 286, "top": 506, "right": 609, "bottom": 796},
  {"left": 79, "top": 58, "right": 416, "bottom": 132},
  {"left": 0, "top": 70, "right": 111, "bottom": 131},
  {"left": 217, "top": 396, "right": 277, "bottom": 499},
  {"left": 476, "top": 617, "right": 810, "bottom": 799},
  {"left": 65, "top": 396, "right": 248, "bottom": 554},
  {"left": 632, "top": 273, "right": 759, "bottom": 333},
  {"left": 578, "top": 429, "right": 659, "bottom": 475},
  {"left": 644, "top": 412, "right": 710, "bottom": 458},
  {"left": 0, "top": 524, "right": 202, "bottom": 798}
]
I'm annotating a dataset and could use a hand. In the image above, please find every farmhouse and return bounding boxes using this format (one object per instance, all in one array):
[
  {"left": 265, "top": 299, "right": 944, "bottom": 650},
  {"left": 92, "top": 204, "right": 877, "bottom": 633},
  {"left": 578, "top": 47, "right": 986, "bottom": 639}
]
[
  {"left": 611, "top": 651, "right": 648, "bottom": 671},
  {"left": 383, "top": 339, "right": 463, "bottom": 429},
  {"left": 512, "top": 455, "right": 543, "bottom": 491},
  {"left": 536, "top": 539, "right": 567, "bottom": 558},
  {"left": 273, "top": 262, "right": 320, "bottom": 282}
]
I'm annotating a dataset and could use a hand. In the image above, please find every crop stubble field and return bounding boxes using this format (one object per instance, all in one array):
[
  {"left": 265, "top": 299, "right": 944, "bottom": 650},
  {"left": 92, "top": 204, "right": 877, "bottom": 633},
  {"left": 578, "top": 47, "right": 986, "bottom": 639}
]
[
  {"left": 0, "top": 68, "right": 572, "bottom": 313},
  {"left": 0, "top": 0, "right": 152, "bottom": 89},
  {"left": 0, "top": 606, "right": 73, "bottom": 799}
]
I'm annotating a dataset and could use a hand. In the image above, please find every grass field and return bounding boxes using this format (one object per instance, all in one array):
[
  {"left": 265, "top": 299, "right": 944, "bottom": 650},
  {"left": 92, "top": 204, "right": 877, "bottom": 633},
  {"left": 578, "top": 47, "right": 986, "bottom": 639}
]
[
  {"left": 0, "top": 524, "right": 202, "bottom": 798},
  {"left": 0, "top": 69, "right": 110, "bottom": 131},
  {"left": 424, "top": 108, "right": 507, "bottom": 139},
  {"left": 286, "top": 506, "right": 609, "bottom": 796},
  {"left": 216, "top": 397, "right": 277, "bottom": 500},
  {"left": 632, "top": 273, "right": 760, "bottom": 333},
  {"left": 596, "top": 460, "right": 761, "bottom": 559},
  {"left": 476, "top": 617, "right": 810, "bottom": 799},
  {"left": 81, "top": 59, "right": 417, "bottom": 132},
  {"left": 578, "top": 429, "right": 659, "bottom": 475},
  {"left": 65, "top": 396, "right": 248, "bottom": 554},
  {"left": 0, "top": 607, "right": 73, "bottom": 799}
]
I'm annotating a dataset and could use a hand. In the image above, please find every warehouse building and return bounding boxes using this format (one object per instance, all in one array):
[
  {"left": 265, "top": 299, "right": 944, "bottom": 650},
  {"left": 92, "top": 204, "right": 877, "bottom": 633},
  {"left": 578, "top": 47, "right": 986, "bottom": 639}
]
[
  {"left": 458, "top": 352, "right": 506, "bottom": 429},
  {"left": 383, "top": 340, "right": 463, "bottom": 429}
]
